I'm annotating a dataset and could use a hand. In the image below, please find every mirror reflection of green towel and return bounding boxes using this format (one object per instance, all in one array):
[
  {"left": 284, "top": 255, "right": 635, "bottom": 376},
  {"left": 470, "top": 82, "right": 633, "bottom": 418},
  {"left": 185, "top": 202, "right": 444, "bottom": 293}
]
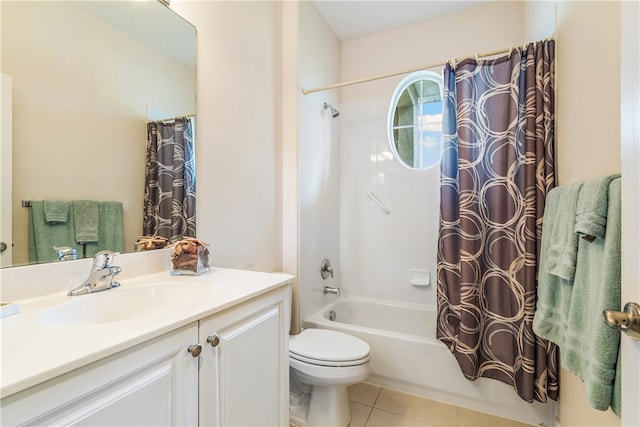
[
  {"left": 29, "top": 201, "right": 78, "bottom": 263},
  {"left": 30, "top": 201, "right": 124, "bottom": 262},
  {"left": 43, "top": 200, "right": 69, "bottom": 224},
  {"left": 85, "top": 202, "right": 124, "bottom": 257},
  {"left": 73, "top": 200, "right": 99, "bottom": 243}
]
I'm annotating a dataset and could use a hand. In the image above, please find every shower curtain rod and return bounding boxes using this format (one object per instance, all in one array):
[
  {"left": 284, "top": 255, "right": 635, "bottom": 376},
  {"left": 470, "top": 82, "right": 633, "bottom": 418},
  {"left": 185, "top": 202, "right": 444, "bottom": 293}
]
[
  {"left": 153, "top": 113, "right": 196, "bottom": 122},
  {"left": 301, "top": 46, "right": 516, "bottom": 95}
]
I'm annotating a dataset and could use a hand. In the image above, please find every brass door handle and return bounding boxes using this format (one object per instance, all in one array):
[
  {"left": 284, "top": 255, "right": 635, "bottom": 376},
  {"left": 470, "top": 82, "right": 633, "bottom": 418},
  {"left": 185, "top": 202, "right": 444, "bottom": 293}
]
[{"left": 603, "top": 302, "right": 640, "bottom": 340}]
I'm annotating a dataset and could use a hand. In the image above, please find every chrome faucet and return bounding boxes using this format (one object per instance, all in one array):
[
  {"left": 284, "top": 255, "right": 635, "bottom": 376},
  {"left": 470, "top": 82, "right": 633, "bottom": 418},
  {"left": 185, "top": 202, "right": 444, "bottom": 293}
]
[
  {"left": 324, "top": 286, "right": 341, "bottom": 295},
  {"left": 53, "top": 246, "right": 77, "bottom": 262},
  {"left": 68, "top": 250, "right": 122, "bottom": 296}
]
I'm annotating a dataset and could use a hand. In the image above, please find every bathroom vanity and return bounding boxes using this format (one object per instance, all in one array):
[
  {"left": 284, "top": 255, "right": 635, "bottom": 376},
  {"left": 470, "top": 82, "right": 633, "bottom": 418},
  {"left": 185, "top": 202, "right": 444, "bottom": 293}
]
[{"left": 0, "top": 252, "right": 292, "bottom": 426}]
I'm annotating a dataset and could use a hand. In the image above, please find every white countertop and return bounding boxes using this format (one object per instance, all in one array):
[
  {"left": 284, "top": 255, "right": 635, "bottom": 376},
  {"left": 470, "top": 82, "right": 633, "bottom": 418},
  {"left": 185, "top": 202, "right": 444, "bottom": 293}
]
[{"left": 0, "top": 267, "right": 293, "bottom": 398}]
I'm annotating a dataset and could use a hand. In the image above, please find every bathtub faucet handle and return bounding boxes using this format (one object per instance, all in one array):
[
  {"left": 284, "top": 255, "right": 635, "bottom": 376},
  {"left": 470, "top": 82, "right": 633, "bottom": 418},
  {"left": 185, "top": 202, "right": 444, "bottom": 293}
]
[{"left": 321, "top": 258, "right": 334, "bottom": 279}]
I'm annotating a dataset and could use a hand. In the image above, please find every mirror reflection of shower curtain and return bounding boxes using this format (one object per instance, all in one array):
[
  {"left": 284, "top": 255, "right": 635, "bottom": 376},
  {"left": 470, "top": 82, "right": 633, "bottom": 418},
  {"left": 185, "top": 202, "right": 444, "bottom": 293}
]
[
  {"left": 143, "top": 117, "right": 196, "bottom": 243},
  {"left": 436, "top": 40, "right": 557, "bottom": 404}
]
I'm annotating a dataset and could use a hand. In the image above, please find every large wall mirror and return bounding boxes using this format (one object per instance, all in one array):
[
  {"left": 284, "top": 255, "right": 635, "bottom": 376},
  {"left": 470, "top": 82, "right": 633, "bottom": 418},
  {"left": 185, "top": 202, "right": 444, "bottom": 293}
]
[{"left": 0, "top": 1, "right": 196, "bottom": 268}]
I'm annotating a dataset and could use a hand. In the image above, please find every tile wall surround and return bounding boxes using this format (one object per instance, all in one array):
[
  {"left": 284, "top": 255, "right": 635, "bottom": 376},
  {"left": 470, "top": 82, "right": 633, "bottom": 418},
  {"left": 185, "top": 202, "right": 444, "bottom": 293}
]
[
  {"left": 297, "top": 0, "right": 341, "bottom": 324},
  {"left": 339, "top": 97, "right": 441, "bottom": 307}
]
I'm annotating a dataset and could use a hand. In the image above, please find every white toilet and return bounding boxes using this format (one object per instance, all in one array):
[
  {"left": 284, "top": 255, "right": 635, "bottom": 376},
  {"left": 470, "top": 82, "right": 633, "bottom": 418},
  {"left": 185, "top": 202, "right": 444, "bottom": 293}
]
[{"left": 289, "top": 328, "right": 371, "bottom": 427}]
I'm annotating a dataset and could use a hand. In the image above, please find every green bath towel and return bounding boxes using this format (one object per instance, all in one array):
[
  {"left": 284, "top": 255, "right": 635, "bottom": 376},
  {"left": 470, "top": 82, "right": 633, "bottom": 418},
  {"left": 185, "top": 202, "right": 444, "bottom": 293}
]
[
  {"left": 534, "top": 186, "right": 574, "bottom": 342},
  {"left": 534, "top": 178, "right": 622, "bottom": 415},
  {"left": 563, "top": 177, "right": 621, "bottom": 415}
]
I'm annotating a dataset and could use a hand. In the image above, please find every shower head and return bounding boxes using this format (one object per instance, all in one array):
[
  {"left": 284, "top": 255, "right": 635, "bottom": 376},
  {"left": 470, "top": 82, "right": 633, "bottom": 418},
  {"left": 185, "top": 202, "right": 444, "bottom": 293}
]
[{"left": 323, "top": 102, "right": 340, "bottom": 118}]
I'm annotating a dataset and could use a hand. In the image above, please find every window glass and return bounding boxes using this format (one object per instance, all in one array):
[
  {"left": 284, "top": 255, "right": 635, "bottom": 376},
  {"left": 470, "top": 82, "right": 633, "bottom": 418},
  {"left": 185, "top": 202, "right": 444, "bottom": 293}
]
[{"left": 388, "top": 71, "right": 443, "bottom": 169}]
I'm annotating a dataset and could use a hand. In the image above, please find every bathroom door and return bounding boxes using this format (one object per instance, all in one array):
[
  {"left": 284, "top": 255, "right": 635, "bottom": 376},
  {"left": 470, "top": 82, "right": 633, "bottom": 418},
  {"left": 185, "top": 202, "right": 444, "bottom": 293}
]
[
  {"left": 0, "top": 74, "right": 12, "bottom": 267},
  {"left": 620, "top": 2, "right": 639, "bottom": 425}
]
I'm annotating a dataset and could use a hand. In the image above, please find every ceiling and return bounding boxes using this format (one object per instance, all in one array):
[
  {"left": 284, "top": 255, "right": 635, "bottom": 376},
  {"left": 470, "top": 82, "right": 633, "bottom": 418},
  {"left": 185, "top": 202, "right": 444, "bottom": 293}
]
[{"left": 311, "top": 0, "right": 491, "bottom": 41}]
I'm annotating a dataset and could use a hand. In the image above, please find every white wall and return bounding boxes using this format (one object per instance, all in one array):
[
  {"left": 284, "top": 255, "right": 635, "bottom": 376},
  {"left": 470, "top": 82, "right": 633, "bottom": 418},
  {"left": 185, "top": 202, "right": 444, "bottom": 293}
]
[
  {"left": 339, "top": 1, "right": 525, "bottom": 103},
  {"left": 297, "top": 2, "right": 341, "bottom": 324},
  {"left": 338, "top": 1, "right": 525, "bottom": 307},
  {"left": 553, "top": 1, "right": 621, "bottom": 186},
  {"left": 170, "top": 0, "right": 280, "bottom": 273},
  {"left": 278, "top": 1, "right": 301, "bottom": 333}
]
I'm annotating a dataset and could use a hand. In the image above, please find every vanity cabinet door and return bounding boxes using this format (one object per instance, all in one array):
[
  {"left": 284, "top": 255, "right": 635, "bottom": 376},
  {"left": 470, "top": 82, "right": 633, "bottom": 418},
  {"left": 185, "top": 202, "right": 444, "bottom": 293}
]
[
  {"left": 1, "top": 323, "right": 199, "bottom": 427},
  {"left": 199, "top": 286, "right": 290, "bottom": 427}
]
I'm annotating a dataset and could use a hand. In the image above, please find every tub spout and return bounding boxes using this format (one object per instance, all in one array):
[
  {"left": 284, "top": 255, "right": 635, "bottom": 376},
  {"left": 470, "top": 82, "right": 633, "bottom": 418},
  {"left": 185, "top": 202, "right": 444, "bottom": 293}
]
[{"left": 324, "top": 286, "right": 340, "bottom": 295}]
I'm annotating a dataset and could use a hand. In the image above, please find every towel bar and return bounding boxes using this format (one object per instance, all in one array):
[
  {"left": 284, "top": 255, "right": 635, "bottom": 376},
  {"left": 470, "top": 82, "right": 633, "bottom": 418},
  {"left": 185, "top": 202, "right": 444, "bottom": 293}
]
[{"left": 22, "top": 200, "right": 124, "bottom": 208}]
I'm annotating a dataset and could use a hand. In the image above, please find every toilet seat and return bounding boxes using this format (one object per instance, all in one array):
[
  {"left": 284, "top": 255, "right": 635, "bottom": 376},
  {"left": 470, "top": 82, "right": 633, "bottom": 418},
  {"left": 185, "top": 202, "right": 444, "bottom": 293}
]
[{"left": 289, "top": 329, "right": 371, "bottom": 367}]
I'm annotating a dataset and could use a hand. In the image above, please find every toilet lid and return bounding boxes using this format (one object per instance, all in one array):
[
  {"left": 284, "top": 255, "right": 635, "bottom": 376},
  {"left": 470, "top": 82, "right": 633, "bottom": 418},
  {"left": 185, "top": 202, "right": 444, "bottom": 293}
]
[{"left": 289, "top": 329, "right": 370, "bottom": 367}]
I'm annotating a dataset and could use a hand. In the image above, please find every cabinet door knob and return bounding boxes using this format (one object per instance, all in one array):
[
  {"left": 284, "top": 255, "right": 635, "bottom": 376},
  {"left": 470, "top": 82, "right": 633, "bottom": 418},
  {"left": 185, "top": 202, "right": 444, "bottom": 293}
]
[
  {"left": 206, "top": 335, "right": 220, "bottom": 347},
  {"left": 187, "top": 344, "right": 202, "bottom": 357}
]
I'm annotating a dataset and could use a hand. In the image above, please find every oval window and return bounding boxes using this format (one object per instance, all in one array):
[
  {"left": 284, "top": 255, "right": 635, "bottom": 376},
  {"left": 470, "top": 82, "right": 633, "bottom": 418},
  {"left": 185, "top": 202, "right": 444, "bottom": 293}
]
[{"left": 387, "top": 70, "right": 443, "bottom": 170}]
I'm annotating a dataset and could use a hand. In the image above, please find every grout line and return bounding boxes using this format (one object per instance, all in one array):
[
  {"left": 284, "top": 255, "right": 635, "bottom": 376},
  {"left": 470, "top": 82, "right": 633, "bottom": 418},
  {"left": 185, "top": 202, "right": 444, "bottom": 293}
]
[
  {"left": 372, "top": 384, "right": 383, "bottom": 408},
  {"left": 363, "top": 404, "right": 374, "bottom": 427}
]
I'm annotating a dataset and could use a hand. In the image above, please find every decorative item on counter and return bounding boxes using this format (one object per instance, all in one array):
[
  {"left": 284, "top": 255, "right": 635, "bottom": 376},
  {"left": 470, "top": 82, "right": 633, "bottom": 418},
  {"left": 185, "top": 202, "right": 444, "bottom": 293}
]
[
  {"left": 170, "top": 237, "right": 210, "bottom": 276},
  {"left": 135, "top": 235, "right": 169, "bottom": 252}
]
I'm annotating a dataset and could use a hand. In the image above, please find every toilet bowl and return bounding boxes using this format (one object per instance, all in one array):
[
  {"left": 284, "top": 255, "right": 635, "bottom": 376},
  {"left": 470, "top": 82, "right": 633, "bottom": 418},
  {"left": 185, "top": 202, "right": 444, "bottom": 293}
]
[{"left": 289, "top": 328, "right": 371, "bottom": 427}]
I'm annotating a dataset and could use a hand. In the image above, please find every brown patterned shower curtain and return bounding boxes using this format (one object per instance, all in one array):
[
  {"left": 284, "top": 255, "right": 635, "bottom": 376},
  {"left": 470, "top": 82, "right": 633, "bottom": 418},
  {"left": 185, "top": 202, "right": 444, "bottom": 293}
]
[
  {"left": 143, "top": 117, "right": 196, "bottom": 243},
  {"left": 437, "top": 40, "right": 558, "bottom": 402}
]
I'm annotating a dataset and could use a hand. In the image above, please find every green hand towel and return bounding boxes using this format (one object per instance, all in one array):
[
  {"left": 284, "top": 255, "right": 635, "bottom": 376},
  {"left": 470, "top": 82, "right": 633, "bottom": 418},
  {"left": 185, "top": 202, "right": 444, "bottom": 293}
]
[
  {"left": 574, "top": 174, "right": 620, "bottom": 241},
  {"left": 43, "top": 200, "right": 69, "bottom": 224},
  {"left": 546, "top": 182, "right": 582, "bottom": 281},
  {"left": 73, "top": 200, "right": 99, "bottom": 243}
]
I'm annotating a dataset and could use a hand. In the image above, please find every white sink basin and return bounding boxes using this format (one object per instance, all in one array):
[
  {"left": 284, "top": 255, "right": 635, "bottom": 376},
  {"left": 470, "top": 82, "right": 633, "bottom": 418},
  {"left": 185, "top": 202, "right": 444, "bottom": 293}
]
[{"left": 39, "top": 282, "right": 210, "bottom": 326}]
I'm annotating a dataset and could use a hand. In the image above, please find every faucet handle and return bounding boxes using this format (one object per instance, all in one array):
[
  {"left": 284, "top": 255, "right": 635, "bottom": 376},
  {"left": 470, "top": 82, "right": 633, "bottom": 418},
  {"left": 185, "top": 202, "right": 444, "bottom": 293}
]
[
  {"left": 93, "top": 250, "right": 120, "bottom": 269},
  {"left": 320, "top": 258, "right": 334, "bottom": 280}
]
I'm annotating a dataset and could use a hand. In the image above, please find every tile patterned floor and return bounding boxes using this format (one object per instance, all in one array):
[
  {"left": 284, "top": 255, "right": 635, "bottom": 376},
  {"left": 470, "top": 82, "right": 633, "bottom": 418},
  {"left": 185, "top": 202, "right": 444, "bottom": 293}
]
[{"left": 347, "top": 382, "right": 534, "bottom": 427}]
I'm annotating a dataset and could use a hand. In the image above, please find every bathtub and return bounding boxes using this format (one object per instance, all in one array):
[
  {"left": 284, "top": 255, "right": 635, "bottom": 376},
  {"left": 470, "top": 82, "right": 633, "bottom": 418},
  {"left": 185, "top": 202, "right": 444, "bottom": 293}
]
[{"left": 304, "top": 297, "right": 554, "bottom": 426}]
